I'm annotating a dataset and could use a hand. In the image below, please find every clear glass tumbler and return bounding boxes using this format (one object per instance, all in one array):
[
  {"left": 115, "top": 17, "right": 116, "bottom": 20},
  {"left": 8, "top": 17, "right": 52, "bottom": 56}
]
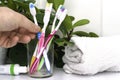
[{"left": 27, "top": 37, "right": 54, "bottom": 78}]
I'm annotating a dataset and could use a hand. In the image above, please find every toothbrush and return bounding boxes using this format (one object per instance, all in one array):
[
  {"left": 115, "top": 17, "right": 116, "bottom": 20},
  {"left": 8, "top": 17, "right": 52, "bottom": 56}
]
[
  {"left": 37, "top": 46, "right": 51, "bottom": 71},
  {"left": 38, "top": 5, "right": 66, "bottom": 71},
  {"left": 30, "top": 6, "right": 67, "bottom": 73},
  {"left": 42, "top": 6, "right": 67, "bottom": 54},
  {"left": 29, "top": 3, "right": 41, "bottom": 38},
  {"left": 36, "top": 3, "right": 53, "bottom": 71},
  {"left": 38, "top": 3, "right": 53, "bottom": 71},
  {"left": 29, "top": 3, "right": 41, "bottom": 67},
  {"left": 45, "top": 5, "right": 66, "bottom": 54},
  {"left": 51, "top": 5, "right": 63, "bottom": 31},
  {"left": 37, "top": 3, "right": 53, "bottom": 53},
  {"left": 29, "top": 2, "right": 41, "bottom": 54}
]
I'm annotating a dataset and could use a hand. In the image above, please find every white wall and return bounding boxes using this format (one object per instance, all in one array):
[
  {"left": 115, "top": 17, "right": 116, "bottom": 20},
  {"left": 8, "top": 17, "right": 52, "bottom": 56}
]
[
  {"left": 64, "top": 0, "right": 102, "bottom": 36},
  {"left": 65, "top": 0, "right": 120, "bottom": 36},
  {"left": 103, "top": 0, "right": 120, "bottom": 36}
]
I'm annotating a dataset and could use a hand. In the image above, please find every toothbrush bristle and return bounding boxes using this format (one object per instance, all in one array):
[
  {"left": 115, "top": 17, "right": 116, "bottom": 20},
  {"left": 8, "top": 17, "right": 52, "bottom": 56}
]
[
  {"left": 46, "top": 3, "right": 50, "bottom": 7},
  {"left": 60, "top": 6, "right": 65, "bottom": 12},
  {"left": 58, "top": 9, "right": 67, "bottom": 21},
  {"left": 29, "top": 3, "right": 36, "bottom": 16},
  {"left": 29, "top": 3, "right": 34, "bottom": 8}
]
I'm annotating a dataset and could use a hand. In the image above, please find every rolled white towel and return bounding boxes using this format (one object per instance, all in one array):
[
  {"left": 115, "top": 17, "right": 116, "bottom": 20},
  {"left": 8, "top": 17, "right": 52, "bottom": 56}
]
[
  {"left": 63, "top": 45, "right": 83, "bottom": 64},
  {"left": 63, "top": 36, "right": 120, "bottom": 75}
]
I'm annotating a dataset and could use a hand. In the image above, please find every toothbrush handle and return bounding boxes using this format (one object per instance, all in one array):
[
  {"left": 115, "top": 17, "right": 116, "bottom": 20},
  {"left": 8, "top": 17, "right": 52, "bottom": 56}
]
[
  {"left": 38, "top": 33, "right": 45, "bottom": 53},
  {"left": 30, "top": 58, "right": 38, "bottom": 73},
  {"left": 30, "top": 31, "right": 56, "bottom": 73},
  {"left": 37, "top": 32, "right": 55, "bottom": 59},
  {"left": 44, "top": 31, "right": 56, "bottom": 48},
  {"left": 33, "top": 16, "right": 38, "bottom": 26},
  {"left": 43, "top": 49, "right": 51, "bottom": 71},
  {"left": 37, "top": 57, "right": 44, "bottom": 71}
]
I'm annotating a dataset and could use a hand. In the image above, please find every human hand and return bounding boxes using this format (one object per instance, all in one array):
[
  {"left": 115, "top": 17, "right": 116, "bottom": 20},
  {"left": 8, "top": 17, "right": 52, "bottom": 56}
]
[{"left": 0, "top": 7, "right": 40, "bottom": 48}]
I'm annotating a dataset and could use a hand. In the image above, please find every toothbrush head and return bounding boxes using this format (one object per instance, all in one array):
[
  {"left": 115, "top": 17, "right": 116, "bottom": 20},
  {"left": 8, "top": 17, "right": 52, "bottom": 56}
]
[
  {"left": 29, "top": 3, "right": 34, "bottom": 8},
  {"left": 56, "top": 5, "right": 67, "bottom": 21},
  {"left": 46, "top": 3, "right": 53, "bottom": 10},
  {"left": 29, "top": 3, "right": 36, "bottom": 16},
  {"left": 44, "top": 3, "right": 53, "bottom": 15},
  {"left": 60, "top": 6, "right": 65, "bottom": 12},
  {"left": 56, "top": 5, "right": 62, "bottom": 17},
  {"left": 57, "top": 6, "right": 67, "bottom": 21},
  {"left": 43, "top": 3, "right": 53, "bottom": 23}
]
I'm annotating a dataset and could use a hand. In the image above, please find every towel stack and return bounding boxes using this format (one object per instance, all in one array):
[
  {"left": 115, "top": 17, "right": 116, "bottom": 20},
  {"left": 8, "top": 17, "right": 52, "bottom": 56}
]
[{"left": 63, "top": 36, "right": 120, "bottom": 75}]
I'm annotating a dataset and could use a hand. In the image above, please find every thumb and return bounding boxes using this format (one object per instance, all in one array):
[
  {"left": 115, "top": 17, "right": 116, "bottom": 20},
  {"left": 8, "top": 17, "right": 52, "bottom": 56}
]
[{"left": 19, "top": 15, "right": 41, "bottom": 33}]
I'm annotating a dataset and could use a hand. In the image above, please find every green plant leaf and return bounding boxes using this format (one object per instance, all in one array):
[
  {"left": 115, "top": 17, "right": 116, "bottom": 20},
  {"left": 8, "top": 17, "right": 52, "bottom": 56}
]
[
  {"left": 47, "top": 0, "right": 64, "bottom": 10},
  {"left": 89, "top": 32, "right": 99, "bottom": 37},
  {"left": 8, "top": 43, "right": 27, "bottom": 66},
  {"left": 69, "top": 16, "right": 75, "bottom": 21},
  {"left": 0, "top": 0, "right": 5, "bottom": 6},
  {"left": 61, "top": 15, "right": 73, "bottom": 32},
  {"left": 47, "top": 0, "right": 54, "bottom": 3},
  {"left": 73, "top": 19, "right": 90, "bottom": 28},
  {"left": 7, "top": 0, "right": 16, "bottom": 9},
  {"left": 54, "top": 44, "right": 65, "bottom": 68},
  {"left": 14, "top": 0, "right": 35, "bottom": 2},
  {"left": 53, "top": 0, "right": 65, "bottom": 10},
  {"left": 72, "top": 31, "right": 90, "bottom": 37},
  {"left": 54, "top": 50, "right": 64, "bottom": 68},
  {"left": 59, "top": 26, "right": 68, "bottom": 37},
  {"left": 36, "top": 13, "right": 44, "bottom": 25},
  {"left": 13, "top": 1, "right": 29, "bottom": 9},
  {"left": 1, "top": 0, "right": 4, "bottom": 3},
  {"left": 54, "top": 38, "right": 66, "bottom": 46},
  {"left": 55, "top": 38, "right": 73, "bottom": 46}
]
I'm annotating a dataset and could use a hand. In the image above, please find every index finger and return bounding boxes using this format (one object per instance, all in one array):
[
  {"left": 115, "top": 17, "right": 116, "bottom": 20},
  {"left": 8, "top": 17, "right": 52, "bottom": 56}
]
[{"left": 18, "top": 14, "right": 41, "bottom": 33}]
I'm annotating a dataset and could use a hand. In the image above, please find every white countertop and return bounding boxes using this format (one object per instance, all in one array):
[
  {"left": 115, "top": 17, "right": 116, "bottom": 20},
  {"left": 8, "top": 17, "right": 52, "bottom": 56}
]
[{"left": 1, "top": 68, "right": 120, "bottom": 80}]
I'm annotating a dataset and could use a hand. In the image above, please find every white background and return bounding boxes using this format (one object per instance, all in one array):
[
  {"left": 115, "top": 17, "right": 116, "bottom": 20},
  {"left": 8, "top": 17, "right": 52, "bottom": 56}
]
[
  {"left": 102, "top": 0, "right": 120, "bottom": 36},
  {"left": 64, "top": 0, "right": 120, "bottom": 36}
]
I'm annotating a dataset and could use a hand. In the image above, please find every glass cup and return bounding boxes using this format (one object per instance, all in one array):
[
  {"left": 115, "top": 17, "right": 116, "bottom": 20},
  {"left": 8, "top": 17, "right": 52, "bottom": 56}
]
[{"left": 27, "top": 37, "right": 54, "bottom": 78}]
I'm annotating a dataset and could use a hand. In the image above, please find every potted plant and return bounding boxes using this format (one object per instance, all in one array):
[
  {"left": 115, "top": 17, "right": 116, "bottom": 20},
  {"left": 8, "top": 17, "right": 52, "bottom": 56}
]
[{"left": 0, "top": 0, "right": 98, "bottom": 67}]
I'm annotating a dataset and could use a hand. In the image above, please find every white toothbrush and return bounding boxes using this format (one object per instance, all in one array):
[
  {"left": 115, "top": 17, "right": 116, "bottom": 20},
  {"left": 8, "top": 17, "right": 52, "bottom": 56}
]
[
  {"left": 29, "top": 3, "right": 38, "bottom": 26},
  {"left": 42, "top": 5, "right": 67, "bottom": 71},
  {"left": 29, "top": 3, "right": 40, "bottom": 66},
  {"left": 38, "top": 5, "right": 67, "bottom": 72},
  {"left": 40, "top": 5, "right": 67, "bottom": 72},
  {"left": 37, "top": 2, "right": 53, "bottom": 55},
  {"left": 37, "top": 3, "right": 53, "bottom": 71},
  {"left": 51, "top": 5, "right": 62, "bottom": 32}
]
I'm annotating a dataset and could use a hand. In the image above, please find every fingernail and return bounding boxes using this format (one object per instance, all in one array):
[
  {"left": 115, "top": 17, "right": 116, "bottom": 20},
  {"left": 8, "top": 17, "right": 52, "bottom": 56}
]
[{"left": 35, "top": 26, "right": 41, "bottom": 32}]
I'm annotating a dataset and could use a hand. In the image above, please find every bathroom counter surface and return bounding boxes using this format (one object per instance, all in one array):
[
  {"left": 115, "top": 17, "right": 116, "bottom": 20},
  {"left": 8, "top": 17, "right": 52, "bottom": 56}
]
[{"left": 0, "top": 68, "right": 120, "bottom": 80}]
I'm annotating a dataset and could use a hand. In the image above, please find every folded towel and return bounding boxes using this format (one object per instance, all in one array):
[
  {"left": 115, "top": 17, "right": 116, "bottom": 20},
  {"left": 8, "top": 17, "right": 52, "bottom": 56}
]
[
  {"left": 63, "top": 45, "right": 83, "bottom": 64},
  {"left": 63, "top": 36, "right": 120, "bottom": 75}
]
